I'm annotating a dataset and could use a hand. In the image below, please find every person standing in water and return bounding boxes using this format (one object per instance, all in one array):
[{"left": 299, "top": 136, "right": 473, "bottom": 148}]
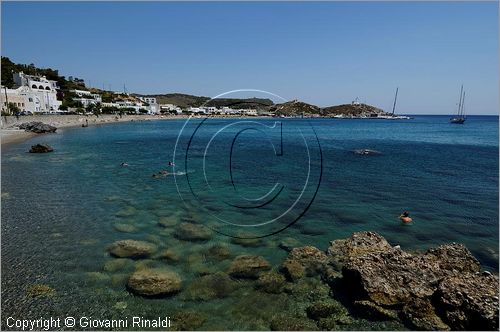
[{"left": 399, "top": 211, "right": 413, "bottom": 224}]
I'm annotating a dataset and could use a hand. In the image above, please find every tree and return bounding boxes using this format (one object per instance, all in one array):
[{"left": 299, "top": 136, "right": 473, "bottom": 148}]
[{"left": 7, "top": 102, "right": 20, "bottom": 114}]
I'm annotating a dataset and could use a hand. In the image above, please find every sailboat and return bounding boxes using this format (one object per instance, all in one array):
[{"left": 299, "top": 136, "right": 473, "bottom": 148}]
[
  {"left": 450, "top": 85, "right": 466, "bottom": 124},
  {"left": 384, "top": 87, "right": 411, "bottom": 120}
]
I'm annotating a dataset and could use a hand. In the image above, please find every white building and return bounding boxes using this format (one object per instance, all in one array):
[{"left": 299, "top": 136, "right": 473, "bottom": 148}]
[
  {"left": 159, "top": 104, "right": 182, "bottom": 114},
  {"left": 1, "top": 72, "right": 62, "bottom": 114},
  {"left": 70, "top": 89, "right": 102, "bottom": 107},
  {"left": 138, "top": 96, "right": 159, "bottom": 114}
]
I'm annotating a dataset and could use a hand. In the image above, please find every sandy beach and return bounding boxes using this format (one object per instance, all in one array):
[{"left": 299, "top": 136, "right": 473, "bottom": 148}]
[
  {"left": 0, "top": 114, "right": 186, "bottom": 146},
  {"left": 0, "top": 113, "right": 271, "bottom": 147}
]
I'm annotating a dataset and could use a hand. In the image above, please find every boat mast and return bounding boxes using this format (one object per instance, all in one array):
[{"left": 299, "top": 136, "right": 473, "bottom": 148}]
[
  {"left": 391, "top": 87, "right": 399, "bottom": 115},
  {"left": 460, "top": 90, "right": 465, "bottom": 118},
  {"left": 457, "top": 84, "right": 463, "bottom": 116}
]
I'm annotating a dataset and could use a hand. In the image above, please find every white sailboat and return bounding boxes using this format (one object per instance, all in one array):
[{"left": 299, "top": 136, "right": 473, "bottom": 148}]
[{"left": 381, "top": 87, "right": 411, "bottom": 120}]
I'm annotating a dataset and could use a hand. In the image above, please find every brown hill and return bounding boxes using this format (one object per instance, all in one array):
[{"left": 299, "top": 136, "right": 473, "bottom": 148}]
[
  {"left": 321, "top": 103, "right": 386, "bottom": 116},
  {"left": 270, "top": 100, "right": 320, "bottom": 116}
]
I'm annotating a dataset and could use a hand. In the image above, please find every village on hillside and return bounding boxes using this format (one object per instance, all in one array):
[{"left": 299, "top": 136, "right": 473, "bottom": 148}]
[{"left": 0, "top": 58, "right": 406, "bottom": 119}]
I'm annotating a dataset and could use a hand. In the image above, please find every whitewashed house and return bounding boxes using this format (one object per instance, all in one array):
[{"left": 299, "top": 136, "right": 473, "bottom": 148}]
[{"left": 1, "top": 72, "right": 62, "bottom": 114}]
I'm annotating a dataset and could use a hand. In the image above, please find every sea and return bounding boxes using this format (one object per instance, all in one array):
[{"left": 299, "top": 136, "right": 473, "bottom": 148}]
[{"left": 1, "top": 115, "right": 498, "bottom": 330}]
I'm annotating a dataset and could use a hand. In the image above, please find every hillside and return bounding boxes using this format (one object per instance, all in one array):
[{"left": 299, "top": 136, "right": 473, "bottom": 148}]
[
  {"left": 1, "top": 56, "right": 88, "bottom": 92},
  {"left": 321, "top": 103, "right": 386, "bottom": 116},
  {"left": 270, "top": 100, "right": 321, "bottom": 116},
  {"left": 142, "top": 93, "right": 274, "bottom": 110}
]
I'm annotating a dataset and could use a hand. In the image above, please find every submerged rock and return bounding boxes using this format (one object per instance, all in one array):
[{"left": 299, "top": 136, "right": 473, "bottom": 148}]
[
  {"left": 182, "top": 272, "right": 236, "bottom": 300},
  {"left": 228, "top": 255, "right": 271, "bottom": 279},
  {"left": 29, "top": 143, "right": 53, "bottom": 153},
  {"left": 127, "top": 268, "right": 182, "bottom": 297},
  {"left": 158, "top": 248, "right": 181, "bottom": 263},
  {"left": 231, "top": 232, "right": 264, "bottom": 247},
  {"left": 174, "top": 222, "right": 212, "bottom": 241},
  {"left": 256, "top": 271, "right": 286, "bottom": 294},
  {"left": 171, "top": 311, "right": 206, "bottom": 331},
  {"left": 108, "top": 240, "right": 157, "bottom": 259},
  {"left": 205, "top": 244, "right": 232, "bottom": 261},
  {"left": 270, "top": 315, "right": 318, "bottom": 331},
  {"left": 281, "top": 258, "right": 305, "bottom": 282},
  {"left": 27, "top": 284, "right": 55, "bottom": 298},
  {"left": 353, "top": 149, "right": 382, "bottom": 156},
  {"left": 278, "top": 237, "right": 302, "bottom": 252},
  {"left": 113, "top": 223, "right": 138, "bottom": 233},
  {"left": 103, "top": 258, "right": 133, "bottom": 272},
  {"left": 306, "top": 300, "right": 349, "bottom": 321},
  {"left": 158, "top": 216, "right": 179, "bottom": 227},
  {"left": 281, "top": 246, "right": 329, "bottom": 281},
  {"left": 19, "top": 121, "right": 57, "bottom": 133}
]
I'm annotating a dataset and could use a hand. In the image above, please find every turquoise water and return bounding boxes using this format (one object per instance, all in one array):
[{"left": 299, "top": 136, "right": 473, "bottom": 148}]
[{"left": 1, "top": 116, "right": 498, "bottom": 330}]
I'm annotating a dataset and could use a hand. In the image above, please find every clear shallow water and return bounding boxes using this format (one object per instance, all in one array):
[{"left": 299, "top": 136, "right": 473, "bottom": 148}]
[{"left": 1, "top": 116, "right": 498, "bottom": 330}]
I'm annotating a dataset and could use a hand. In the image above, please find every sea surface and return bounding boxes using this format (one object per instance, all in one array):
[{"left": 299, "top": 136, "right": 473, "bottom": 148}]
[{"left": 1, "top": 115, "right": 498, "bottom": 330}]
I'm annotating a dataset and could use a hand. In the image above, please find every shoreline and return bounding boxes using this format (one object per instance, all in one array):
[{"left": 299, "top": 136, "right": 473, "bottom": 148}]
[
  {"left": 0, "top": 114, "right": 276, "bottom": 148},
  {"left": 0, "top": 114, "right": 187, "bottom": 147}
]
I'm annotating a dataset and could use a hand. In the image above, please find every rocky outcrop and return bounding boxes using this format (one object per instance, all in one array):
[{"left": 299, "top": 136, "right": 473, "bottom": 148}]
[
  {"left": 108, "top": 240, "right": 157, "bottom": 259},
  {"left": 29, "top": 143, "right": 53, "bottom": 153},
  {"left": 434, "top": 272, "right": 499, "bottom": 330},
  {"left": 127, "top": 268, "right": 182, "bottom": 297},
  {"left": 227, "top": 255, "right": 271, "bottom": 279},
  {"left": 334, "top": 231, "right": 498, "bottom": 330},
  {"left": 19, "top": 121, "right": 57, "bottom": 133}
]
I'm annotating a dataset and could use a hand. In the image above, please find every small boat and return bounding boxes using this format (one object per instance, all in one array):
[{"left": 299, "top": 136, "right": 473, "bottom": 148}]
[{"left": 450, "top": 85, "right": 466, "bottom": 124}]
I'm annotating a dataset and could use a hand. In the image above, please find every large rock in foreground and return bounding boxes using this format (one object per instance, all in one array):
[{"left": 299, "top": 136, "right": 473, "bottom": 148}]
[
  {"left": 19, "top": 121, "right": 57, "bottom": 133},
  {"left": 29, "top": 144, "right": 54, "bottom": 153},
  {"left": 335, "top": 231, "right": 497, "bottom": 330},
  {"left": 127, "top": 268, "right": 182, "bottom": 297},
  {"left": 343, "top": 242, "right": 480, "bottom": 306},
  {"left": 435, "top": 272, "right": 499, "bottom": 330},
  {"left": 108, "top": 240, "right": 157, "bottom": 258}
]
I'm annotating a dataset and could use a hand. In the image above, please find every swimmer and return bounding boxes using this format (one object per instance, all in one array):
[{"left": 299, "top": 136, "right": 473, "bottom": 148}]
[
  {"left": 168, "top": 161, "right": 175, "bottom": 167},
  {"left": 121, "top": 162, "right": 129, "bottom": 167},
  {"left": 160, "top": 170, "right": 169, "bottom": 175},
  {"left": 399, "top": 211, "right": 413, "bottom": 224}
]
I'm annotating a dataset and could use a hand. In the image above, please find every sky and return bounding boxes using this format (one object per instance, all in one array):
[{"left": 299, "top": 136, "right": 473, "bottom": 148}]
[{"left": 1, "top": 1, "right": 498, "bottom": 114}]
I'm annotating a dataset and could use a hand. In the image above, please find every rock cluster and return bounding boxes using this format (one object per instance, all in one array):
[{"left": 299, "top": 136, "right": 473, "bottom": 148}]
[
  {"left": 18, "top": 121, "right": 57, "bottom": 133},
  {"left": 332, "top": 231, "right": 498, "bottom": 330}
]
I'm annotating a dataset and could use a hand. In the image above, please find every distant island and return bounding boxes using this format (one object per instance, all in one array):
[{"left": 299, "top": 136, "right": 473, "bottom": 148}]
[{"left": 1, "top": 57, "right": 407, "bottom": 119}]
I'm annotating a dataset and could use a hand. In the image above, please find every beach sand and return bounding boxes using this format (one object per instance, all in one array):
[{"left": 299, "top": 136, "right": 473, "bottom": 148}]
[{"left": 0, "top": 114, "right": 185, "bottom": 146}]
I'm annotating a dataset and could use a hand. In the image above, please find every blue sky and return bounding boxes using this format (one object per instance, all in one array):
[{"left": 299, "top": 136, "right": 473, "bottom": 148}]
[{"left": 1, "top": 1, "right": 498, "bottom": 114}]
